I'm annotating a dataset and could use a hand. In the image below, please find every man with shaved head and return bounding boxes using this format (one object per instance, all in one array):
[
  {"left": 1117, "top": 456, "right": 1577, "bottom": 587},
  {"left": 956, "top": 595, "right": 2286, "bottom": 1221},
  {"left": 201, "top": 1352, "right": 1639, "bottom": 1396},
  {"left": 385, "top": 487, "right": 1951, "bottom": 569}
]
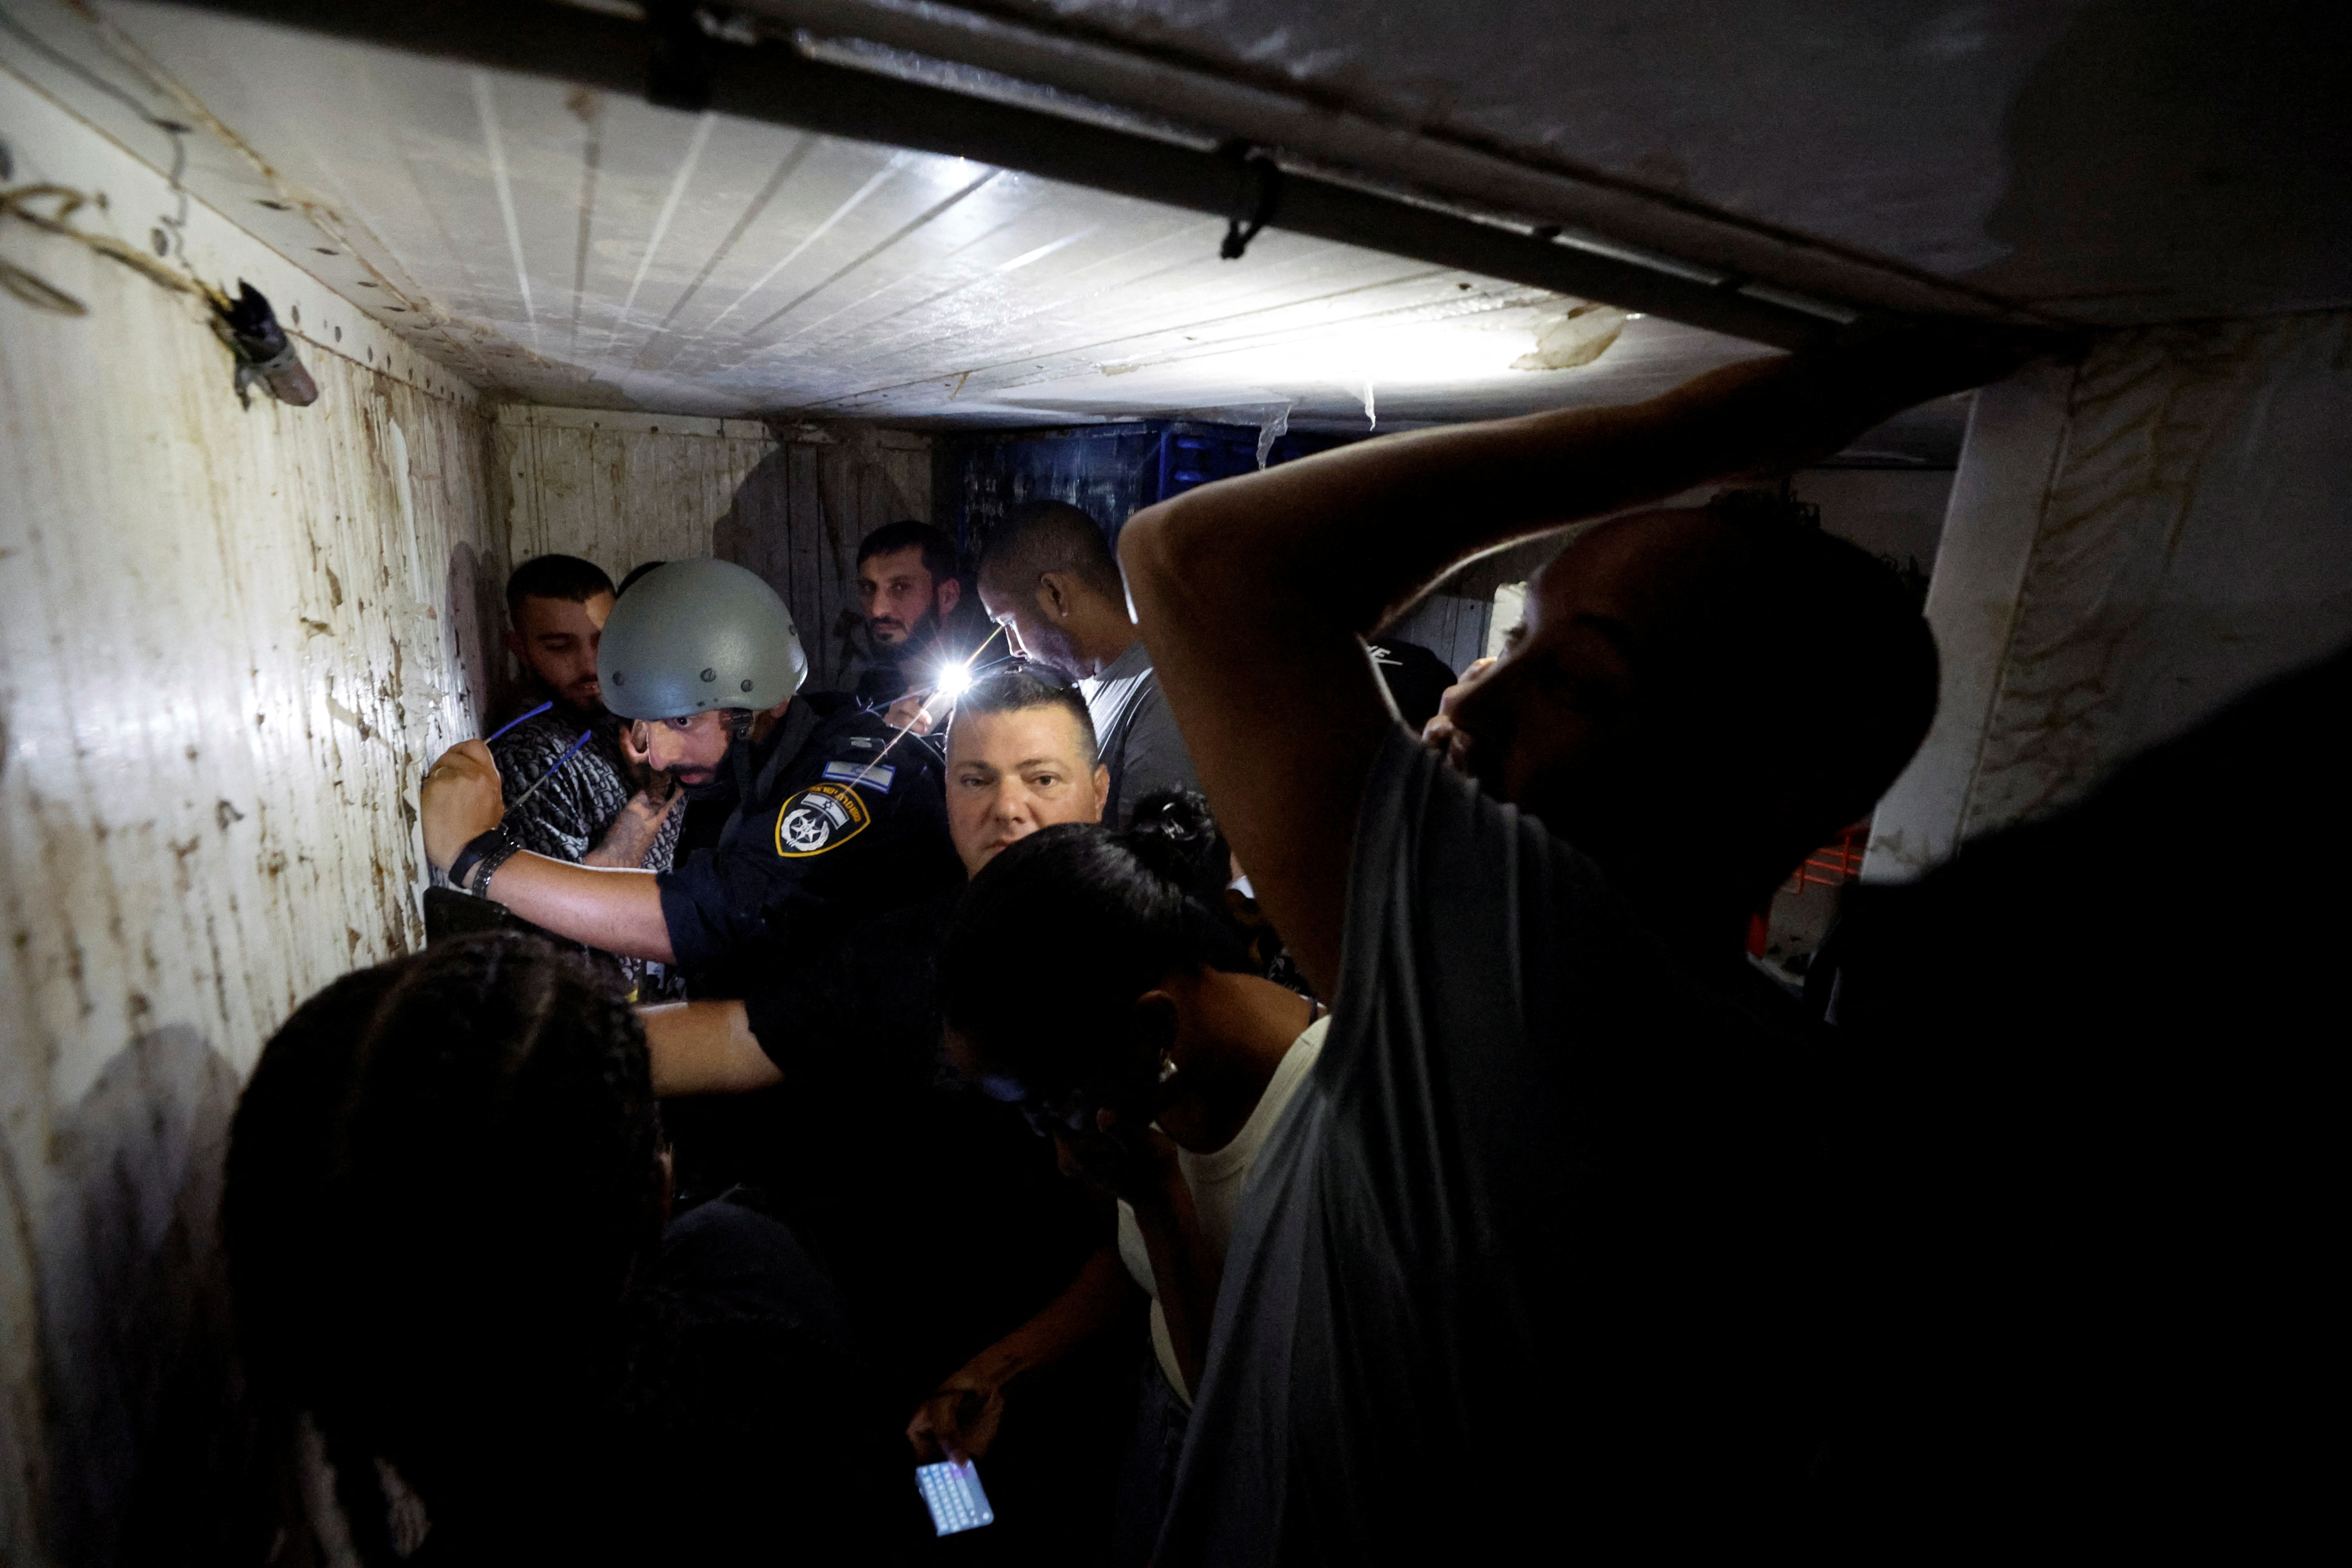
[
  {"left": 976, "top": 499, "right": 1199, "bottom": 827},
  {"left": 1118, "top": 331, "right": 2029, "bottom": 1563}
]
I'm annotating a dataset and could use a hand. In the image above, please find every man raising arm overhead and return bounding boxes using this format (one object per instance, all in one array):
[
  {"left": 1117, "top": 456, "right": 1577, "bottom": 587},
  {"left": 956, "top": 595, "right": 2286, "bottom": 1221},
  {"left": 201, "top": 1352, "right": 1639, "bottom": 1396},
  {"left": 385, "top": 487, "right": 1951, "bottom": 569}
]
[
  {"left": 1117, "top": 330, "right": 2036, "bottom": 1563},
  {"left": 1121, "top": 334, "right": 2027, "bottom": 994}
]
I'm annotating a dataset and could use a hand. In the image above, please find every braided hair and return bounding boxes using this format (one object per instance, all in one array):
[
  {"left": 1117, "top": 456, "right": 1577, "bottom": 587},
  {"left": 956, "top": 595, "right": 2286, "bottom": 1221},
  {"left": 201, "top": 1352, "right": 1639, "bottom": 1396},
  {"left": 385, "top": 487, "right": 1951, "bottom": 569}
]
[
  {"left": 939, "top": 789, "right": 1246, "bottom": 1098},
  {"left": 222, "top": 933, "right": 664, "bottom": 1561}
]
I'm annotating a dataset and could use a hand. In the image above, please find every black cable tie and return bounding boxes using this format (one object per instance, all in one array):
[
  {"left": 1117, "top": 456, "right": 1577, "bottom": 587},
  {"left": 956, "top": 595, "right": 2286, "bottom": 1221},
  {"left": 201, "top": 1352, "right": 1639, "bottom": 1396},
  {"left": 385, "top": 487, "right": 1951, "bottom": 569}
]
[{"left": 1218, "top": 143, "right": 1283, "bottom": 261}]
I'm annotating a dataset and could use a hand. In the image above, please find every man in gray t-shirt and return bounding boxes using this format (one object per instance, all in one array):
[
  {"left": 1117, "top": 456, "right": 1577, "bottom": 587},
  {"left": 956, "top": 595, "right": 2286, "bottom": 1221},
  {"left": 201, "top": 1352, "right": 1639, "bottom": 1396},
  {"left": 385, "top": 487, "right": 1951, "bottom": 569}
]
[
  {"left": 976, "top": 499, "right": 1198, "bottom": 826},
  {"left": 1121, "top": 335, "right": 2020, "bottom": 1560}
]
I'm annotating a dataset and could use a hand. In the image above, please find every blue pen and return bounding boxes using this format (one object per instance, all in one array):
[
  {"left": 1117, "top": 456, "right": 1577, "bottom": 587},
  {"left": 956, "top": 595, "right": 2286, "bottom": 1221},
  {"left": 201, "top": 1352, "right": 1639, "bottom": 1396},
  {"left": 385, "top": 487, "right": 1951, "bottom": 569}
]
[
  {"left": 485, "top": 700, "right": 554, "bottom": 744},
  {"left": 506, "top": 729, "right": 596, "bottom": 814}
]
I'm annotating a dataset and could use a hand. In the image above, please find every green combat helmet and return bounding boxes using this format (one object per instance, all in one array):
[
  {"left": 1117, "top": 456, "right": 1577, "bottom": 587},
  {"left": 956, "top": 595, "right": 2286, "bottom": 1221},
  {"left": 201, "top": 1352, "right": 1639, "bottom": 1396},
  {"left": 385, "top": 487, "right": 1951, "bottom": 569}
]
[{"left": 598, "top": 559, "right": 808, "bottom": 720}]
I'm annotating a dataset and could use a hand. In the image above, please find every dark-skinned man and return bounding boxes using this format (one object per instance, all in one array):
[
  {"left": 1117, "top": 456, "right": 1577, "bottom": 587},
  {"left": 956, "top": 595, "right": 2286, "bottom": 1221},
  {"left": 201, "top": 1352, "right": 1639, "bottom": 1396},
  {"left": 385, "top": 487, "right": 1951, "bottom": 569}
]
[
  {"left": 976, "top": 500, "right": 1198, "bottom": 829},
  {"left": 420, "top": 557, "right": 960, "bottom": 1006},
  {"left": 1118, "top": 329, "right": 2032, "bottom": 1564}
]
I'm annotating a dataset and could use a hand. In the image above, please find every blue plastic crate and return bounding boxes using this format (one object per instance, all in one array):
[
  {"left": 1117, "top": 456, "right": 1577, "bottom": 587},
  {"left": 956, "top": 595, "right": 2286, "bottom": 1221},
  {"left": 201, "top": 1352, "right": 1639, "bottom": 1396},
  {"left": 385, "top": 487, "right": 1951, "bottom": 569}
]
[{"left": 942, "top": 419, "right": 1347, "bottom": 561}]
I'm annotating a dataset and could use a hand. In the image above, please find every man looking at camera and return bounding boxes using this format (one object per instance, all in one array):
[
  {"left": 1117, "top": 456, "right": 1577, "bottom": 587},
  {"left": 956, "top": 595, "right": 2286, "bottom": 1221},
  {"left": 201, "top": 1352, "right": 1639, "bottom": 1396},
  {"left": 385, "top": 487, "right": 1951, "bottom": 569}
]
[
  {"left": 853, "top": 520, "right": 975, "bottom": 706},
  {"left": 976, "top": 499, "right": 1199, "bottom": 828}
]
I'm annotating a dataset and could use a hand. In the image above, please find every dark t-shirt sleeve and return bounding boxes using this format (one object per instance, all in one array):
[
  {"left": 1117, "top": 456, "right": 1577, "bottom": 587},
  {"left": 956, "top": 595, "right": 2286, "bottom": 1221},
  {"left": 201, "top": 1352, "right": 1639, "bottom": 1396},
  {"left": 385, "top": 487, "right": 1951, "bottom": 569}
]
[
  {"left": 1326, "top": 723, "right": 1591, "bottom": 1078},
  {"left": 738, "top": 900, "right": 949, "bottom": 1096},
  {"left": 655, "top": 843, "right": 820, "bottom": 972},
  {"left": 654, "top": 746, "right": 956, "bottom": 978},
  {"left": 739, "top": 941, "right": 855, "bottom": 1079}
]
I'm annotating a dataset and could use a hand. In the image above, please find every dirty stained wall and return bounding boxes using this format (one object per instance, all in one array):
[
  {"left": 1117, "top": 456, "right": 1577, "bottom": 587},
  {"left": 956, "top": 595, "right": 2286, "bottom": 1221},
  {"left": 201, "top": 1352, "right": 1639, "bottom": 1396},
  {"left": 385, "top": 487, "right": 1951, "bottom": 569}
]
[
  {"left": 496, "top": 405, "right": 777, "bottom": 583},
  {"left": 494, "top": 409, "right": 932, "bottom": 697},
  {"left": 709, "top": 425, "right": 934, "bottom": 693},
  {"left": 1865, "top": 313, "right": 2352, "bottom": 879},
  {"left": 0, "top": 66, "right": 505, "bottom": 1562}
]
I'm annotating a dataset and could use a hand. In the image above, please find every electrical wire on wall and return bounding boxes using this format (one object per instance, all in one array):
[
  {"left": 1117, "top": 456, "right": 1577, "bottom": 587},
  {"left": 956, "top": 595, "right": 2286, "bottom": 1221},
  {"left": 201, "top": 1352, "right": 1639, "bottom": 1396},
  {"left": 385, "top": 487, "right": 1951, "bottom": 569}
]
[
  {"left": 0, "top": 4, "right": 317, "bottom": 405},
  {"left": 0, "top": 181, "right": 216, "bottom": 309}
]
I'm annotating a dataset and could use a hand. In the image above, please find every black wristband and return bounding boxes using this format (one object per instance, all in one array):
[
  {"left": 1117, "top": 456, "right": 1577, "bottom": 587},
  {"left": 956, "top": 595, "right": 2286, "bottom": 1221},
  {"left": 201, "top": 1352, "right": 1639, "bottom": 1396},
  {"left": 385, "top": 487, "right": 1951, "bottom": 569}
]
[{"left": 448, "top": 828, "right": 518, "bottom": 895}]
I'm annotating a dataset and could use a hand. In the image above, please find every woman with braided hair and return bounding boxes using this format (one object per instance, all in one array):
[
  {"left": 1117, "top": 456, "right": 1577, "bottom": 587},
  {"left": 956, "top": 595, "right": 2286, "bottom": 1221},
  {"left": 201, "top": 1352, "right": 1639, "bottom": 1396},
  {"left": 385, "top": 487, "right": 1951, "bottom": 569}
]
[
  {"left": 223, "top": 932, "right": 916, "bottom": 1564},
  {"left": 928, "top": 790, "right": 1328, "bottom": 1568}
]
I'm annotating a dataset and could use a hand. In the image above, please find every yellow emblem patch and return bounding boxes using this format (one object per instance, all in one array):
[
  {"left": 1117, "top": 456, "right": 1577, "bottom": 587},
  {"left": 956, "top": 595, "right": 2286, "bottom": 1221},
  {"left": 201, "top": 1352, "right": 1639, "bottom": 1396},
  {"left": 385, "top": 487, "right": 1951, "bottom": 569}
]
[{"left": 773, "top": 781, "right": 872, "bottom": 858}]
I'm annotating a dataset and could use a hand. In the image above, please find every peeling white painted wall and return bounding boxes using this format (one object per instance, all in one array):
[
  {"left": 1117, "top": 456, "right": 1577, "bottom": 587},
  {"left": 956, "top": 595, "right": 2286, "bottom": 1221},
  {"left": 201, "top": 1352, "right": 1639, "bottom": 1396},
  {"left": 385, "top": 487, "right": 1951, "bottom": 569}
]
[{"left": 0, "top": 67, "right": 504, "bottom": 1562}]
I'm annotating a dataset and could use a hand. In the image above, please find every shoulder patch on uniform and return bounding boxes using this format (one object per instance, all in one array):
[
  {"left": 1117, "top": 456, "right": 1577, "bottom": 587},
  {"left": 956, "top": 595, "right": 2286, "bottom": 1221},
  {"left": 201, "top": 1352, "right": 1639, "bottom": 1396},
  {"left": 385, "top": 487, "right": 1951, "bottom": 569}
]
[
  {"left": 773, "top": 781, "right": 873, "bottom": 858},
  {"left": 822, "top": 759, "right": 894, "bottom": 793}
]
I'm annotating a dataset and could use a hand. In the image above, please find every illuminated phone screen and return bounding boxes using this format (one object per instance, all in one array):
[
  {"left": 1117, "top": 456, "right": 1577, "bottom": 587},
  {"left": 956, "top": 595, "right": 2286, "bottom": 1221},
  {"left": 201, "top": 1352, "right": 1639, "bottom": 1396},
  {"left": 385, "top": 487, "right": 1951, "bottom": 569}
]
[{"left": 915, "top": 1458, "right": 995, "bottom": 1536}]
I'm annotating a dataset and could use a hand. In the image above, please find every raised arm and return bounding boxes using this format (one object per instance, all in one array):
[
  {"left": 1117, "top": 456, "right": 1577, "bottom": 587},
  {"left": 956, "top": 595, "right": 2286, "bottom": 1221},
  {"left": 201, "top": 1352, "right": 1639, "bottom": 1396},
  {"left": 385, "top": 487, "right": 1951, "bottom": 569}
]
[
  {"left": 421, "top": 740, "right": 677, "bottom": 961},
  {"left": 1118, "top": 335, "right": 2031, "bottom": 995}
]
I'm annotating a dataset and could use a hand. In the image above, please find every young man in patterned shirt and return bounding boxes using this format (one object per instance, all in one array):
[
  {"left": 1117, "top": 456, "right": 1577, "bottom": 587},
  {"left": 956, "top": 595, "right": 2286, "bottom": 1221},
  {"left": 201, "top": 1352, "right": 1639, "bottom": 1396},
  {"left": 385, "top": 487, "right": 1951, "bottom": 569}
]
[{"left": 491, "top": 554, "right": 683, "bottom": 995}]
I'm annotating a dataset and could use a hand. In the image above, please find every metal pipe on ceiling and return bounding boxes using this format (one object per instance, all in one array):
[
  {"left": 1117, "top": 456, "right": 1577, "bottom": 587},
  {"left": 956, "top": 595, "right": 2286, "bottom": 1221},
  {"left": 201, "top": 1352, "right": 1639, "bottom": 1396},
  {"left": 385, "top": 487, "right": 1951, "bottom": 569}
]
[
  {"left": 740, "top": 0, "right": 2041, "bottom": 328},
  {"left": 176, "top": 0, "right": 1852, "bottom": 352}
]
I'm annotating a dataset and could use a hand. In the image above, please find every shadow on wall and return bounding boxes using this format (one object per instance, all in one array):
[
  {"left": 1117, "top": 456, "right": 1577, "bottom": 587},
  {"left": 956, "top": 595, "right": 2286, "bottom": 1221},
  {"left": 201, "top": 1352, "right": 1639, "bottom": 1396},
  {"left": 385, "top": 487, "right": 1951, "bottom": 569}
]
[
  {"left": 29, "top": 1027, "right": 276, "bottom": 1565},
  {"left": 712, "top": 430, "right": 930, "bottom": 694},
  {"left": 445, "top": 540, "right": 513, "bottom": 731},
  {"left": 1974, "top": 0, "right": 2352, "bottom": 318}
]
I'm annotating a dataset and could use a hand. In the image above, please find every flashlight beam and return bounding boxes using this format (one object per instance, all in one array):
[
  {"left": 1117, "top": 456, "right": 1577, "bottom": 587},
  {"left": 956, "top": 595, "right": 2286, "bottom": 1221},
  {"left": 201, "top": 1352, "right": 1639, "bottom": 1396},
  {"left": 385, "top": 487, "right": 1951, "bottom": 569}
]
[{"left": 838, "top": 623, "right": 1010, "bottom": 793}]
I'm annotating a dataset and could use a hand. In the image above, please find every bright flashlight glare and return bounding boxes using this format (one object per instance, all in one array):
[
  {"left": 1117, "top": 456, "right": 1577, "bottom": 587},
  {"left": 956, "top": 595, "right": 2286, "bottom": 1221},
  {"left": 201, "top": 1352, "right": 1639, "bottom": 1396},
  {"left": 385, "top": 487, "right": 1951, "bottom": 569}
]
[{"left": 935, "top": 663, "right": 974, "bottom": 702}]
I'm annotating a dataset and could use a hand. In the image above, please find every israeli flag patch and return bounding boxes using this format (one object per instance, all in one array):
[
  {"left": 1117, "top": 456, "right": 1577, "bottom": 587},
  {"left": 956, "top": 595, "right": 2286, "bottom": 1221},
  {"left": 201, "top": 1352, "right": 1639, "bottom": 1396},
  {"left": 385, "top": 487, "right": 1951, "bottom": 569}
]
[{"left": 822, "top": 759, "right": 894, "bottom": 793}]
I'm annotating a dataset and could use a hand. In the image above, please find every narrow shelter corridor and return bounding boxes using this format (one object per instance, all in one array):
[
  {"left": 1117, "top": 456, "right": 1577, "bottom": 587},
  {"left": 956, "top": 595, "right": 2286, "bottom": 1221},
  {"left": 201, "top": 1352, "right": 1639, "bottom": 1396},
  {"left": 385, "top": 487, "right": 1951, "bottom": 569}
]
[{"left": 2, "top": 1, "right": 2346, "bottom": 1562}]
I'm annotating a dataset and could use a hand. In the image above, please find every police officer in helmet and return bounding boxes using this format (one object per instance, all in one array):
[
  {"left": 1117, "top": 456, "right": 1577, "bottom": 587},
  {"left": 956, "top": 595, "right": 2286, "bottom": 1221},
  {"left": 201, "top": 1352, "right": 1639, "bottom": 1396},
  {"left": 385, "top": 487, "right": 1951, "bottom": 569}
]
[{"left": 419, "top": 559, "right": 961, "bottom": 999}]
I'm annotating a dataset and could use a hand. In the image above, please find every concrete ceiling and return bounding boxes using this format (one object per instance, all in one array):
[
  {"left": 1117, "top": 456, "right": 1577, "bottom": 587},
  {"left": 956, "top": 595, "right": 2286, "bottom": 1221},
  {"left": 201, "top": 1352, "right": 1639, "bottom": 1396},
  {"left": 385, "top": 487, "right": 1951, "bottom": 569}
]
[{"left": 35, "top": 1, "right": 2337, "bottom": 458}]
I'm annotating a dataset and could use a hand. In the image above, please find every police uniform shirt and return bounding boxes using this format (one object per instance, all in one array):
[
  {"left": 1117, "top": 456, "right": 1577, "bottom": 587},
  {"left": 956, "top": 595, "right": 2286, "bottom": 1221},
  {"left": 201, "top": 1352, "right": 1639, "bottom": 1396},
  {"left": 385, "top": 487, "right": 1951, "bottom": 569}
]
[
  {"left": 655, "top": 693, "right": 960, "bottom": 995},
  {"left": 736, "top": 889, "right": 1098, "bottom": 1406}
]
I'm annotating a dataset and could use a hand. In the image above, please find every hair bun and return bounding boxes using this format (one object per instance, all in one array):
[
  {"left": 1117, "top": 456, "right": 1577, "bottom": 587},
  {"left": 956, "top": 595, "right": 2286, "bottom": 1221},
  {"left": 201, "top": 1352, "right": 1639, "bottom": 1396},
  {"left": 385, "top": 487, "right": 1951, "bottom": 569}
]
[{"left": 1120, "top": 789, "right": 1229, "bottom": 903}]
